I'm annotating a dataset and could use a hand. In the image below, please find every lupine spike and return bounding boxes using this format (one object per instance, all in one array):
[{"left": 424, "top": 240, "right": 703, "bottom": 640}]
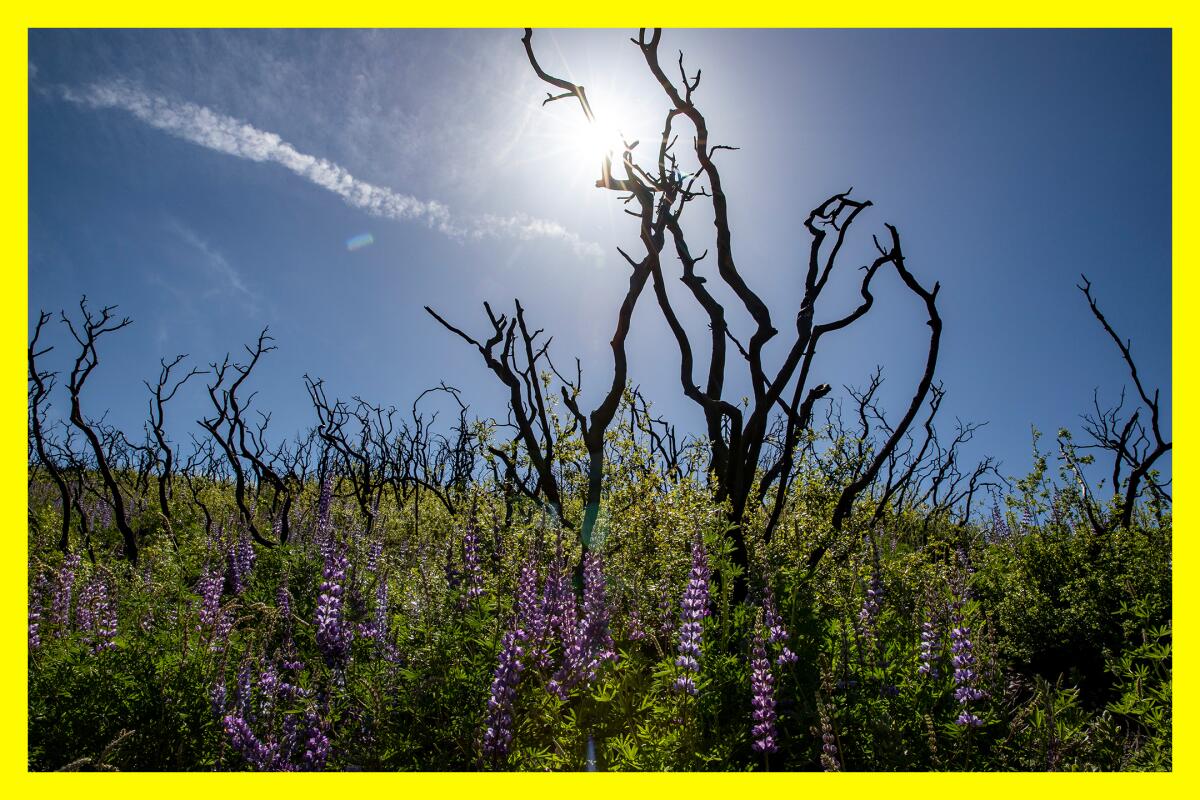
[
  {"left": 672, "top": 539, "right": 709, "bottom": 696},
  {"left": 749, "top": 628, "right": 778, "bottom": 754},
  {"left": 315, "top": 547, "right": 353, "bottom": 669}
]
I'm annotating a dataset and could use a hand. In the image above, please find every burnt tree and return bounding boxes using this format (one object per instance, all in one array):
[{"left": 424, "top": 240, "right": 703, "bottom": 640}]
[
  {"left": 29, "top": 312, "right": 74, "bottom": 553},
  {"left": 1073, "top": 275, "right": 1172, "bottom": 531},
  {"left": 629, "top": 30, "right": 942, "bottom": 586},
  {"left": 144, "top": 354, "right": 205, "bottom": 524},
  {"left": 60, "top": 298, "right": 140, "bottom": 565}
]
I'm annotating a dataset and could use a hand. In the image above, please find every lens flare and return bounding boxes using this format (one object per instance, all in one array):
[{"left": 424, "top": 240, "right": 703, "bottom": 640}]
[{"left": 345, "top": 232, "right": 374, "bottom": 251}]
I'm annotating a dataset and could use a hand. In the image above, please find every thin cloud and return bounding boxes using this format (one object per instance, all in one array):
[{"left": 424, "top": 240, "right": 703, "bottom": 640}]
[
  {"left": 59, "top": 80, "right": 605, "bottom": 263},
  {"left": 164, "top": 219, "right": 257, "bottom": 307}
]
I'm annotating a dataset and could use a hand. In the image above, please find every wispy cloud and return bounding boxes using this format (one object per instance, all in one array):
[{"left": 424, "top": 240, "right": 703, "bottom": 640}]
[
  {"left": 59, "top": 80, "right": 605, "bottom": 263},
  {"left": 163, "top": 218, "right": 258, "bottom": 310}
]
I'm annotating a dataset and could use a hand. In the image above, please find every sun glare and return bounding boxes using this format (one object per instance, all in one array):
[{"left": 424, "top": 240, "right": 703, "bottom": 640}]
[
  {"left": 537, "top": 85, "right": 655, "bottom": 187},
  {"left": 575, "top": 115, "right": 627, "bottom": 163},
  {"left": 559, "top": 97, "right": 635, "bottom": 175}
]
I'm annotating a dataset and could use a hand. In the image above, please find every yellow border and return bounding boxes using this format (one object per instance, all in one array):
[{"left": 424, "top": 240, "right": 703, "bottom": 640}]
[{"left": 4, "top": 3, "right": 1187, "bottom": 797}]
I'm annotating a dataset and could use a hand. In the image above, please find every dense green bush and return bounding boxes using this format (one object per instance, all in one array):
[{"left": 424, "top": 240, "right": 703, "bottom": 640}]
[{"left": 27, "top": 432, "right": 1171, "bottom": 771}]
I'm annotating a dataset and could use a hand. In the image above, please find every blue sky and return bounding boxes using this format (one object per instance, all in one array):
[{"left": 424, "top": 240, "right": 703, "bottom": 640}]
[{"left": 28, "top": 28, "right": 1171, "bottom": 495}]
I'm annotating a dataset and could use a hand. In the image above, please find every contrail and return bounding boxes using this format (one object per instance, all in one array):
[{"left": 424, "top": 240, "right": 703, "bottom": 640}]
[{"left": 59, "top": 80, "right": 605, "bottom": 263}]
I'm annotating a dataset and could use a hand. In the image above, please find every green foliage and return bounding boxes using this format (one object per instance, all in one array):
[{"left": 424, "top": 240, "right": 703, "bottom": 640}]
[{"left": 27, "top": 417, "right": 1170, "bottom": 771}]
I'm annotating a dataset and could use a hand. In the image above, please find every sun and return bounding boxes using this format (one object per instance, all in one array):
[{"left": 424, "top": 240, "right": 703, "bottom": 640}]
[
  {"left": 559, "top": 109, "right": 629, "bottom": 179},
  {"left": 574, "top": 113, "right": 627, "bottom": 164},
  {"left": 534, "top": 85, "right": 651, "bottom": 189}
]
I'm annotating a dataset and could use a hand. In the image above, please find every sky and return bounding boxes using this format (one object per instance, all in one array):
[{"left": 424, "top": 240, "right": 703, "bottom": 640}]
[{"left": 27, "top": 28, "right": 1172, "bottom": 497}]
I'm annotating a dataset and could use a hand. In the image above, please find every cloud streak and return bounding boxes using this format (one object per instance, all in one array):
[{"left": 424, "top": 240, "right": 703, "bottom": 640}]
[
  {"left": 164, "top": 218, "right": 258, "bottom": 308},
  {"left": 60, "top": 80, "right": 605, "bottom": 263}
]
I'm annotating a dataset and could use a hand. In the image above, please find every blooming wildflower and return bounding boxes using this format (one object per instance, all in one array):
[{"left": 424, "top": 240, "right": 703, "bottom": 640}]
[
  {"left": 482, "top": 628, "right": 526, "bottom": 761},
  {"left": 817, "top": 695, "right": 841, "bottom": 771},
  {"left": 749, "top": 631, "right": 778, "bottom": 754},
  {"left": 197, "top": 562, "right": 224, "bottom": 630},
  {"left": 543, "top": 541, "right": 575, "bottom": 643},
  {"left": 210, "top": 679, "right": 228, "bottom": 717},
  {"left": 211, "top": 607, "right": 234, "bottom": 652},
  {"left": 276, "top": 581, "right": 293, "bottom": 636},
  {"left": 366, "top": 537, "right": 383, "bottom": 574},
  {"left": 77, "top": 570, "right": 117, "bottom": 653},
  {"left": 547, "top": 550, "right": 583, "bottom": 699},
  {"left": 991, "top": 506, "right": 1010, "bottom": 541},
  {"left": 673, "top": 539, "right": 709, "bottom": 696},
  {"left": 29, "top": 570, "right": 48, "bottom": 651},
  {"left": 227, "top": 528, "right": 256, "bottom": 595},
  {"left": 218, "top": 659, "right": 326, "bottom": 771},
  {"left": 515, "top": 558, "right": 546, "bottom": 658},
  {"left": 50, "top": 553, "right": 80, "bottom": 634},
  {"left": 463, "top": 523, "right": 485, "bottom": 602},
  {"left": 300, "top": 710, "right": 331, "bottom": 770},
  {"left": 627, "top": 604, "right": 647, "bottom": 641},
  {"left": 918, "top": 618, "right": 940, "bottom": 678},
  {"left": 579, "top": 551, "right": 616, "bottom": 681},
  {"left": 95, "top": 575, "right": 118, "bottom": 651},
  {"left": 657, "top": 586, "right": 675, "bottom": 641},
  {"left": 949, "top": 576, "right": 986, "bottom": 726},
  {"left": 316, "top": 475, "right": 334, "bottom": 559},
  {"left": 858, "top": 567, "right": 882, "bottom": 639},
  {"left": 315, "top": 548, "right": 353, "bottom": 669},
  {"left": 763, "top": 582, "right": 799, "bottom": 667},
  {"left": 224, "top": 714, "right": 280, "bottom": 770}
]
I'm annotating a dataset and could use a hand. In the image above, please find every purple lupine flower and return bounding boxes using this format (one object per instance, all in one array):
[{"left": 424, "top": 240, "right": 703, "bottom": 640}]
[
  {"left": 50, "top": 553, "right": 80, "bottom": 634},
  {"left": 578, "top": 551, "right": 616, "bottom": 683},
  {"left": 235, "top": 663, "right": 255, "bottom": 722},
  {"left": 542, "top": 540, "right": 574, "bottom": 641},
  {"left": 673, "top": 539, "right": 709, "bottom": 696},
  {"left": 749, "top": 631, "right": 778, "bottom": 754},
  {"left": 482, "top": 627, "right": 526, "bottom": 762},
  {"left": 197, "top": 560, "right": 233, "bottom": 652},
  {"left": 211, "top": 607, "right": 235, "bottom": 652},
  {"left": 359, "top": 573, "right": 397, "bottom": 661},
  {"left": 315, "top": 475, "right": 334, "bottom": 559},
  {"left": 300, "top": 710, "right": 331, "bottom": 770},
  {"left": 817, "top": 695, "right": 840, "bottom": 771},
  {"left": 227, "top": 528, "right": 256, "bottom": 595},
  {"left": 29, "top": 570, "right": 48, "bottom": 651},
  {"left": 366, "top": 537, "right": 383, "bottom": 574},
  {"left": 547, "top": 552, "right": 582, "bottom": 700},
  {"left": 219, "top": 660, "right": 327, "bottom": 771},
  {"left": 516, "top": 557, "right": 544, "bottom": 639},
  {"left": 315, "top": 548, "right": 353, "bottom": 668},
  {"left": 197, "top": 561, "right": 224, "bottom": 630},
  {"left": 224, "top": 714, "right": 282, "bottom": 770},
  {"left": 462, "top": 523, "right": 485, "bottom": 602},
  {"left": 95, "top": 573, "right": 118, "bottom": 650},
  {"left": 627, "top": 603, "right": 648, "bottom": 641},
  {"left": 858, "top": 566, "right": 882, "bottom": 639},
  {"left": 257, "top": 662, "right": 280, "bottom": 721},
  {"left": 949, "top": 580, "right": 986, "bottom": 726},
  {"left": 990, "top": 506, "right": 1010, "bottom": 541},
  {"left": 763, "top": 582, "right": 798, "bottom": 667},
  {"left": 918, "top": 618, "right": 941, "bottom": 678},
  {"left": 276, "top": 581, "right": 293, "bottom": 633},
  {"left": 210, "top": 679, "right": 228, "bottom": 718},
  {"left": 92, "top": 499, "right": 112, "bottom": 531},
  {"left": 76, "top": 570, "right": 116, "bottom": 653},
  {"left": 955, "top": 547, "right": 976, "bottom": 591},
  {"left": 657, "top": 585, "right": 675, "bottom": 641}
]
